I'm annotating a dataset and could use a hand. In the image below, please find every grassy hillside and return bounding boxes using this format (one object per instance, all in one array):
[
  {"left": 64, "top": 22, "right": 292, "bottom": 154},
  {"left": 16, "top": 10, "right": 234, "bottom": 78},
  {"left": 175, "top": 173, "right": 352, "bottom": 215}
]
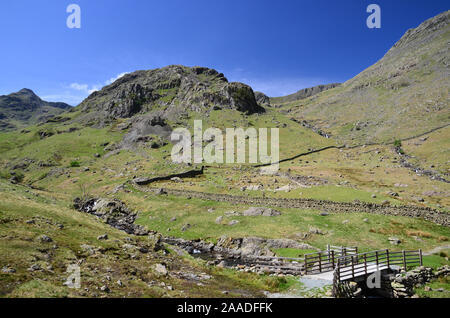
[
  {"left": 278, "top": 11, "right": 450, "bottom": 145},
  {"left": 0, "top": 179, "right": 291, "bottom": 298},
  {"left": 1, "top": 11, "right": 449, "bottom": 297}
]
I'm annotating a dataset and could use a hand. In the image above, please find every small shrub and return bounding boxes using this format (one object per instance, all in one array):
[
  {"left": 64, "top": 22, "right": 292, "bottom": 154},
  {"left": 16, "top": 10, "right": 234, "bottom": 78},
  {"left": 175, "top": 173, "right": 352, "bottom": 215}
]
[
  {"left": 0, "top": 169, "right": 11, "bottom": 179},
  {"left": 78, "top": 182, "right": 92, "bottom": 200},
  {"left": 406, "top": 230, "right": 433, "bottom": 238},
  {"left": 70, "top": 161, "right": 81, "bottom": 167},
  {"left": 14, "top": 171, "right": 25, "bottom": 183}
]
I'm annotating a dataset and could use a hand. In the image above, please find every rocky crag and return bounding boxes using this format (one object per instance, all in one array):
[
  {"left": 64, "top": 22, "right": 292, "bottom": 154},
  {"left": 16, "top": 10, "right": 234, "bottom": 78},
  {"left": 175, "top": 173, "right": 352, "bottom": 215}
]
[{"left": 76, "top": 65, "right": 265, "bottom": 128}]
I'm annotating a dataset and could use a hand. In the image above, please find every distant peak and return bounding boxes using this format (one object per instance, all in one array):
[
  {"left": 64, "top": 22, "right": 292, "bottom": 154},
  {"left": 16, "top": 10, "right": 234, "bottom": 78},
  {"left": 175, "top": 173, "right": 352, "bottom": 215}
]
[{"left": 17, "top": 88, "right": 36, "bottom": 95}]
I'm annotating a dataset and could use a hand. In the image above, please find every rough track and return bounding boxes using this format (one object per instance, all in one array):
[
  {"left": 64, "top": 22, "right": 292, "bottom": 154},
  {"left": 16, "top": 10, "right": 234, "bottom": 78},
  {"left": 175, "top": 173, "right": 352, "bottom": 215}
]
[{"left": 132, "top": 183, "right": 450, "bottom": 227}]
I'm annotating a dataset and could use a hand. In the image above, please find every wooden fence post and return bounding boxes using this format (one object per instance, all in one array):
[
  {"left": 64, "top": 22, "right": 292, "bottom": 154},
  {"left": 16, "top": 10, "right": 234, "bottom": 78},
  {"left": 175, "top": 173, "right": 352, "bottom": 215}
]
[
  {"left": 304, "top": 256, "right": 308, "bottom": 274},
  {"left": 402, "top": 250, "right": 407, "bottom": 270},
  {"left": 331, "top": 250, "right": 335, "bottom": 269},
  {"left": 351, "top": 255, "right": 355, "bottom": 278},
  {"left": 386, "top": 249, "right": 390, "bottom": 268},
  {"left": 419, "top": 249, "right": 423, "bottom": 266},
  {"left": 375, "top": 251, "right": 379, "bottom": 266},
  {"left": 318, "top": 252, "right": 322, "bottom": 273},
  {"left": 364, "top": 254, "right": 367, "bottom": 275}
]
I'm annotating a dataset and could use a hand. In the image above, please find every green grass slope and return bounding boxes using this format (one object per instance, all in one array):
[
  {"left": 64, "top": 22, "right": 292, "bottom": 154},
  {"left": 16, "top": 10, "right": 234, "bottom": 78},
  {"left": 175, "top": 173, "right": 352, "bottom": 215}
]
[{"left": 280, "top": 11, "right": 450, "bottom": 145}]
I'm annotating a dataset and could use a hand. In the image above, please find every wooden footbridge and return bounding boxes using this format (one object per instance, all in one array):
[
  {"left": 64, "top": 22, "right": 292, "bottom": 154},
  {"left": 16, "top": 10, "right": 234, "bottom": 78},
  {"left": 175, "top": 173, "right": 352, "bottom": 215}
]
[{"left": 304, "top": 245, "right": 423, "bottom": 281}]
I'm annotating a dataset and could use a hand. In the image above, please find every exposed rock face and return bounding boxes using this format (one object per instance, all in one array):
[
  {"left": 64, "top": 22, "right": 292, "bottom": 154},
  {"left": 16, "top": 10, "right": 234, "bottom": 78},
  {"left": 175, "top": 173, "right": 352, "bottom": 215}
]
[
  {"left": 272, "top": 83, "right": 340, "bottom": 104},
  {"left": 0, "top": 88, "right": 71, "bottom": 131},
  {"left": 77, "top": 65, "right": 264, "bottom": 127},
  {"left": 120, "top": 114, "right": 172, "bottom": 149},
  {"left": 254, "top": 91, "right": 271, "bottom": 107},
  {"left": 73, "top": 197, "right": 149, "bottom": 235}
]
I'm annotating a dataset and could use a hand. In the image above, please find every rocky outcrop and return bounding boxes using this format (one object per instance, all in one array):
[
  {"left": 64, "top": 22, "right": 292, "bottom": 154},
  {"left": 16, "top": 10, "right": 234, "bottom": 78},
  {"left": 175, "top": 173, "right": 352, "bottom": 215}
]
[
  {"left": 254, "top": 91, "right": 271, "bottom": 107},
  {"left": 77, "top": 65, "right": 264, "bottom": 127},
  {"left": 119, "top": 114, "right": 172, "bottom": 149},
  {"left": 73, "top": 197, "right": 149, "bottom": 235}
]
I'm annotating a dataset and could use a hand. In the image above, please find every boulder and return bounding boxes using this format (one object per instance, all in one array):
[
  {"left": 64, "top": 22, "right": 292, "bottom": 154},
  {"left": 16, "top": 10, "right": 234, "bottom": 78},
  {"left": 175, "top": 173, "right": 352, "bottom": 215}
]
[
  {"left": 154, "top": 263, "right": 168, "bottom": 276},
  {"left": 243, "top": 207, "right": 281, "bottom": 217},
  {"left": 38, "top": 235, "right": 53, "bottom": 243}
]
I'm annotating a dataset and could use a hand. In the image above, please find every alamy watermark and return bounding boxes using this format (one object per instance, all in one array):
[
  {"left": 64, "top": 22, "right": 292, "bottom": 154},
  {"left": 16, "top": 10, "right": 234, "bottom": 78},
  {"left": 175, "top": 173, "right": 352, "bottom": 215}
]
[
  {"left": 170, "top": 120, "right": 279, "bottom": 174},
  {"left": 66, "top": 4, "right": 81, "bottom": 29},
  {"left": 366, "top": 4, "right": 381, "bottom": 29},
  {"left": 65, "top": 4, "right": 379, "bottom": 30},
  {"left": 63, "top": 264, "right": 81, "bottom": 289}
]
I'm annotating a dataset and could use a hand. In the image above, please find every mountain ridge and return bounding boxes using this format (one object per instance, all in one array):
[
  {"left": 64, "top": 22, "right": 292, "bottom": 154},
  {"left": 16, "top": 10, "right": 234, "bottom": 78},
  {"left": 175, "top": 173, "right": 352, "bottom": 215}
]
[
  {"left": 283, "top": 10, "right": 450, "bottom": 145},
  {"left": 0, "top": 88, "right": 71, "bottom": 131}
]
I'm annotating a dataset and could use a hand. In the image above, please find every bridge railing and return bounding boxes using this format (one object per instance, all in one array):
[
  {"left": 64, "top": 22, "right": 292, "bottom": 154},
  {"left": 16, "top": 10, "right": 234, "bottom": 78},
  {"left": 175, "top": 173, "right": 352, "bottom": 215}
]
[
  {"left": 304, "top": 246, "right": 358, "bottom": 274},
  {"left": 336, "top": 249, "right": 423, "bottom": 281}
]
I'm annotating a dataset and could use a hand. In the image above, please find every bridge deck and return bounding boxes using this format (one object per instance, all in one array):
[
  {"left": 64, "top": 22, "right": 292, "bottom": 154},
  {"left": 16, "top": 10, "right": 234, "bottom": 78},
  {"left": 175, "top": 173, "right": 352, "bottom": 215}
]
[{"left": 338, "top": 263, "right": 390, "bottom": 281}]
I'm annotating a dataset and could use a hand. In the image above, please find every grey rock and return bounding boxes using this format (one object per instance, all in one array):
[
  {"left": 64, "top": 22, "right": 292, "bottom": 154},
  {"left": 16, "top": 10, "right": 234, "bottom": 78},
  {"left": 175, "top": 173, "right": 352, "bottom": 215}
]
[
  {"left": 181, "top": 224, "right": 191, "bottom": 232},
  {"left": 243, "top": 207, "right": 281, "bottom": 217},
  {"left": 97, "top": 234, "right": 108, "bottom": 240},
  {"left": 28, "top": 264, "right": 41, "bottom": 271},
  {"left": 1, "top": 266, "right": 16, "bottom": 273},
  {"left": 215, "top": 216, "right": 223, "bottom": 224},
  {"left": 38, "top": 235, "right": 53, "bottom": 243},
  {"left": 388, "top": 237, "right": 402, "bottom": 245},
  {"left": 154, "top": 263, "right": 168, "bottom": 276},
  {"left": 100, "top": 285, "right": 110, "bottom": 292}
]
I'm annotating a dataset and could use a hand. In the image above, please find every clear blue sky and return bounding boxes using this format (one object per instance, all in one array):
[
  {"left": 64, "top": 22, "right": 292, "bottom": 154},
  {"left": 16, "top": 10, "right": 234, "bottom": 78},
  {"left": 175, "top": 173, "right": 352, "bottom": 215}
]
[{"left": 0, "top": 0, "right": 448, "bottom": 105}]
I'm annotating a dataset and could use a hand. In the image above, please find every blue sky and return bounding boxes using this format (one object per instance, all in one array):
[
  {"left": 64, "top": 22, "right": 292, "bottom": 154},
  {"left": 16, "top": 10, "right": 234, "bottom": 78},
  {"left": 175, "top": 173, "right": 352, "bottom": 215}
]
[{"left": 0, "top": 1, "right": 448, "bottom": 105}]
